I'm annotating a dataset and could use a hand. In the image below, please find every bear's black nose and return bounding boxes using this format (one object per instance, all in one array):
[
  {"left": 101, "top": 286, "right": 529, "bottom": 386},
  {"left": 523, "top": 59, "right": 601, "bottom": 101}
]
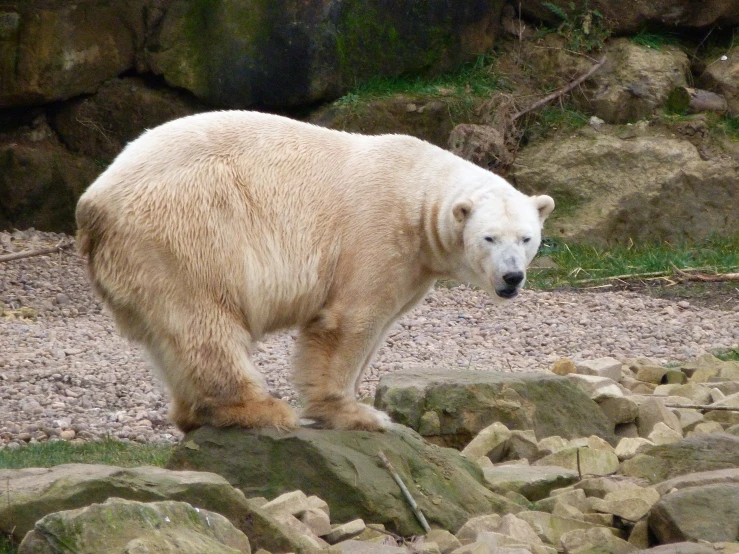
[{"left": 503, "top": 271, "right": 524, "bottom": 287}]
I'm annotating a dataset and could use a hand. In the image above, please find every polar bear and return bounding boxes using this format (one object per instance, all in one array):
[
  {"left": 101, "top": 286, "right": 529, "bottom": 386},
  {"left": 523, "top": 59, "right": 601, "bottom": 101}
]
[{"left": 76, "top": 111, "right": 554, "bottom": 432}]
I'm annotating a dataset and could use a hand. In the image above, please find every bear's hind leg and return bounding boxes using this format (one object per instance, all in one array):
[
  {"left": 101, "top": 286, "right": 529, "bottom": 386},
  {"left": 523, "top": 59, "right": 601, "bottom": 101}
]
[{"left": 144, "top": 313, "right": 298, "bottom": 432}]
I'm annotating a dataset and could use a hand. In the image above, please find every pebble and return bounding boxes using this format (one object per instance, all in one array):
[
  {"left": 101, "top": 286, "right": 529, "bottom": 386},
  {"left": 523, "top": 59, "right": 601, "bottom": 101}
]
[{"left": 1, "top": 230, "right": 738, "bottom": 445}]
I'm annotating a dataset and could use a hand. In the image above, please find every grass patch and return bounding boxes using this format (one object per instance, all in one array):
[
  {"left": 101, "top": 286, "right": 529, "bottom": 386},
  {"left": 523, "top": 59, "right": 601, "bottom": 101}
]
[
  {"left": 333, "top": 53, "right": 507, "bottom": 108},
  {"left": 528, "top": 235, "right": 739, "bottom": 289},
  {"left": 0, "top": 537, "right": 14, "bottom": 554},
  {"left": 541, "top": 1, "right": 610, "bottom": 52},
  {"left": 715, "top": 348, "right": 739, "bottom": 362},
  {"left": 630, "top": 29, "right": 680, "bottom": 50},
  {"left": 715, "top": 114, "right": 739, "bottom": 141},
  {"left": 0, "top": 437, "right": 174, "bottom": 470},
  {"left": 522, "top": 104, "right": 590, "bottom": 143}
]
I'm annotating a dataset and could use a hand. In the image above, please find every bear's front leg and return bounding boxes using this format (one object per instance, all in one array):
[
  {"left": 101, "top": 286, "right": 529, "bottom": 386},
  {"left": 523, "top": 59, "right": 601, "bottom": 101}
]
[{"left": 293, "top": 307, "right": 393, "bottom": 431}]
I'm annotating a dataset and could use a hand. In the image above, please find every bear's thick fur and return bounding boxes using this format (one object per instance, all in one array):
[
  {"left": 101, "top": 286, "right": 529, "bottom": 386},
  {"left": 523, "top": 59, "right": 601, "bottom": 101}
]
[{"left": 76, "top": 111, "right": 554, "bottom": 432}]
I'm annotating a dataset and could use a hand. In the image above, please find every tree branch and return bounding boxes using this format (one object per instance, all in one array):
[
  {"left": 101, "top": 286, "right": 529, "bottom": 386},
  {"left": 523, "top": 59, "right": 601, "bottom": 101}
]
[{"left": 0, "top": 241, "right": 74, "bottom": 263}]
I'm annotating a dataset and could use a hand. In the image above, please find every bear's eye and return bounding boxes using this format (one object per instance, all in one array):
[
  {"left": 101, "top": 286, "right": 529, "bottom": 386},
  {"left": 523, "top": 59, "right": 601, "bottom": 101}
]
[
  {"left": 484, "top": 236, "right": 496, "bottom": 243},
  {"left": 522, "top": 237, "right": 531, "bottom": 244}
]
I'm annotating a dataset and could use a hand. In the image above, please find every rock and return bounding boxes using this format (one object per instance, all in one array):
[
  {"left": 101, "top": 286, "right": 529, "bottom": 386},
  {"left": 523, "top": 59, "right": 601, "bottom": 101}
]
[
  {"left": 620, "top": 433, "right": 739, "bottom": 484},
  {"left": 627, "top": 519, "right": 649, "bottom": 549},
  {"left": 559, "top": 527, "right": 636, "bottom": 554},
  {"left": 589, "top": 486, "right": 660, "bottom": 522},
  {"left": 0, "top": 464, "right": 314, "bottom": 553},
  {"left": 687, "top": 421, "right": 725, "bottom": 436},
  {"left": 0, "top": 3, "right": 139, "bottom": 107},
  {"left": 552, "top": 358, "right": 577, "bottom": 376},
  {"left": 682, "top": 353, "right": 739, "bottom": 380},
  {"left": 166, "top": 424, "right": 519, "bottom": 535},
  {"left": 534, "top": 446, "right": 619, "bottom": 476},
  {"left": 448, "top": 124, "right": 513, "bottom": 173},
  {"left": 0, "top": 141, "right": 99, "bottom": 232},
  {"left": 462, "top": 422, "right": 511, "bottom": 462},
  {"left": 507, "top": 430, "right": 540, "bottom": 461},
  {"left": 52, "top": 76, "right": 205, "bottom": 163},
  {"left": 576, "top": 358, "right": 623, "bottom": 381},
  {"left": 481, "top": 465, "right": 579, "bottom": 501},
  {"left": 649, "top": 484, "right": 739, "bottom": 543},
  {"left": 324, "top": 519, "right": 366, "bottom": 544},
  {"left": 615, "top": 438, "right": 653, "bottom": 461},
  {"left": 655, "top": 468, "right": 739, "bottom": 495},
  {"left": 672, "top": 408, "right": 705, "bottom": 432},
  {"left": 456, "top": 513, "right": 542, "bottom": 549},
  {"left": 575, "top": 476, "right": 649, "bottom": 499},
  {"left": 633, "top": 543, "right": 719, "bottom": 554},
  {"left": 455, "top": 514, "right": 502, "bottom": 542},
  {"left": 635, "top": 365, "right": 670, "bottom": 385},
  {"left": 327, "top": 539, "right": 407, "bottom": 553},
  {"left": 261, "top": 490, "right": 311, "bottom": 517},
  {"left": 146, "top": 0, "right": 502, "bottom": 108},
  {"left": 698, "top": 45, "right": 739, "bottom": 115},
  {"left": 659, "top": 383, "right": 712, "bottom": 404},
  {"left": 637, "top": 398, "right": 682, "bottom": 438},
  {"left": 598, "top": 397, "right": 640, "bottom": 426},
  {"left": 516, "top": 511, "right": 597, "bottom": 546},
  {"left": 533, "top": 489, "right": 589, "bottom": 514},
  {"left": 566, "top": 374, "right": 624, "bottom": 401},
  {"left": 520, "top": 0, "right": 739, "bottom": 35},
  {"left": 648, "top": 422, "right": 683, "bottom": 445},
  {"left": 663, "top": 370, "right": 688, "bottom": 385},
  {"left": 17, "top": 498, "right": 251, "bottom": 554},
  {"left": 615, "top": 423, "right": 640, "bottom": 439},
  {"left": 300, "top": 507, "right": 333, "bottom": 537},
  {"left": 512, "top": 131, "right": 739, "bottom": 245},
  {"left": 375, "top": 370, "right": 615, "bottom": 449},
  {"left": 427, "top": 528, "right": 462, "bottom": 554},
  {"left": 537, "top": 436, "right": 569, "bottom": 457}
]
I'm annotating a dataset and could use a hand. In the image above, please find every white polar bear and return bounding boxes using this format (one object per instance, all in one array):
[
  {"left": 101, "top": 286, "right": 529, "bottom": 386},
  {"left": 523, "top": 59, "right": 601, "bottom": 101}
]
[{"left": 76, "top": 111, "right": 554, "bottom": 432}]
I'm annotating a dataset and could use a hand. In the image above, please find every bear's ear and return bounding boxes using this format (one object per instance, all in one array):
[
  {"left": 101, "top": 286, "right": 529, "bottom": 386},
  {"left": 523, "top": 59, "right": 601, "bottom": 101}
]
[
  {"left": 452, "top": 199, "right": 473, "bottom": 223},
  {"left": 533, "top": 195, "right": 555, "bottom": 224}
]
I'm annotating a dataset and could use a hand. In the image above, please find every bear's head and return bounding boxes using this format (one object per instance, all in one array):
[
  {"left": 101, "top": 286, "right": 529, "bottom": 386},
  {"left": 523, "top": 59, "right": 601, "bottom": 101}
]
[{"left": 451, "top": 191, "right": 554, "bottom": 300}]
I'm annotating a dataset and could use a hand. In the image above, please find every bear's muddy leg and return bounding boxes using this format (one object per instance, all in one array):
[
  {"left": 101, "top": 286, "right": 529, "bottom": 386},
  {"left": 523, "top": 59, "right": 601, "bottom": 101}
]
[
  {"left": 144, "top": 317, "right": 298, "bottom": 432},
  {"left": 293, "top": 310, "right": 393, "bottom": 431}
]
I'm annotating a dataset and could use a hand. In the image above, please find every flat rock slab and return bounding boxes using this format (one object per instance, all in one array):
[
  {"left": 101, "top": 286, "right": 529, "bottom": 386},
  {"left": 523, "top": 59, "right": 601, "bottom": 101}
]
[
  {"left": 167, "top": 424, "right": 520, "bottom": 535},
  {"left": 18, "top": 498, "right": 251, "bottom": 554},
  {"left": 375, "top": 370, "right": 616, "bottom": 449},
  {"left": 655, "top": 467, "right": 739, "bottom": 495},
  {"left": 619, "top": 433, "right": 739, "bottom": 484},
  {"left": 0, "top": 464, "right": 307, "bottom": 553},
  {"left": 648, "top": 483, "right": 739, "bottom": 543},
  {"left": 634, "top": 543, "right": 719, "bottom": 554},
  {"left": 481, "top": 465, "right": 579, "bottom": 501}
]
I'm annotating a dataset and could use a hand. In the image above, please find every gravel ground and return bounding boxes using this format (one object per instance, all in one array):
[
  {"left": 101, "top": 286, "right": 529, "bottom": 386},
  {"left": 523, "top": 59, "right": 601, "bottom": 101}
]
[{"left": 2, "top": 229, "right": 738, "bottom": 447}]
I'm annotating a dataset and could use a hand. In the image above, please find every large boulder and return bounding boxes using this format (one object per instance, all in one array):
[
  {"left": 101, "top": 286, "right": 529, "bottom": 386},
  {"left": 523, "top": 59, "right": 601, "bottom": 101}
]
[
  {"left": 518, "top": 0, "right": 739, "bottom": 35},
  {"left": 166, "top": 424, "right": 520, "bottom": 535},
  {"left": 0, "top": 464, "right": 307, "bottom": 553},
  {"left": 697, "top": 45, "right": 739, "bottom": 116},
  {"left": 52, "top": 76, "right": 206, "bottom": 163},
  {"left": 18, "top": 498, "right": 251, "bottom": 554},
  {"left": 146, "top": 0, "right": 503, "bottom": 108},
  {"left": 619, "top": 433, "right": 739, "bottom": 484},
  {"left": 0, "top": 141, "right": 100, "bottom": 233},
  {"left": 648, "top": 484, "right": 739, "bottom": 543},
  {"left": 374, "top": 369, "right": 616, "bottom": 449},
  {"left": 0, "top": 1, "right": 142, "bottom": 107},
  {"left": 512, "top": 130, "right": 739, "bottom": 245}
]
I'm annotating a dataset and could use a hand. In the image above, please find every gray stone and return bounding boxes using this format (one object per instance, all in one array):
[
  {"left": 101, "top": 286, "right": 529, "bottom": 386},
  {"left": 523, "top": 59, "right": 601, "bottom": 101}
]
[
  {"left": 481, "top": 465, "right": 579, "bottom": 501},
  {"left": 649, "top": 484, "right": 739, "bottom": 543},
  {"left": 655, "top": 468, "right": 739, "bottom": 495},
  {"left": 375, "top": 370, "right": 615, "bottom": 449},
  {"left": 324, "top": 519, "right": 366, "bottom": 544},
  {"left": 598, "top": 397, "right": 640, "bottom": 426},
  {"left": 615, "top": 437, "right": 653, "bottom": 461},
  {"left": 566, "top": 374, "right": 624, "bottom": 401},
  {"left": 633, "top": 543, "right": 718, "bottom": 554},
  {"left": 637, "top": 398, "right": 682, "bottom": 438},
  {"left": 620, "top": 433, "right": 739, "bottom": 484},
  {"left": 327, "top": 539, "right": 407, "bottom": 554},
  {"left": 699, "top": 45, "right": 739, "bottom": 115},
  {"left": 589, "top": 487, "right": 660, "bottom": 522},
  {"left": 647, "top": 422, "right": 683, "bottom": 445},
  {"left": 17, "top": 498, "right": 251, "bottom": 554},
  {"left": 534, "top": 446, "right": 619, "bottom": 476},
  {"left": 167, "top": 424, "right": 519, "bottom": 535},
  {"left": 575, "top": 476, "right": 649, "bottom": 499},
  {"left": 462, "top": 422, "right": 511, "bottom": 462},
  {"left": 575, "top": 358, "right": 623, "bottom": 381},
  {"left": 559, "top": 527, "right": 636, "bottom": 554},
  {"left": 516, "top": 511, "right": 597, "bottom": 546}
]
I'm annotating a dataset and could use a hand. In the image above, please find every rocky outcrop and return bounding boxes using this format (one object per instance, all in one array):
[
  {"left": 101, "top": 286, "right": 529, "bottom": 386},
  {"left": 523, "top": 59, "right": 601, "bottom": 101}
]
[
  {"left": 18, "top": 498, "right": 252, "bottom": 554},
  {"left": 374, "top": 369, "right": 616, "bottom": 448},
  {"left": 166, "top": 424, "right": 519, "bottom": 535},
  {"left": 697, "top": 45, "right": 739, "bottom": 116},
  {"left": 512, "top": 128, "right": 739, "bottom": 245},
  {"left": 518, "top": 0, "right": 739, "bottom": 35}
]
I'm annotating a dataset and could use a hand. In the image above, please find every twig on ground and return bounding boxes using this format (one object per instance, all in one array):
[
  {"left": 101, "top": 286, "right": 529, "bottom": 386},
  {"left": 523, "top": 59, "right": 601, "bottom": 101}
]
[
  {"left": 669, "top": 262, "right": 739, "bottom": 282},
  {"left": 0, "top": 241, "right": 74, "bottom": 263},
  {"left": 512, "top": 55, "right": 606, "bottom": 121},
  {"left": 378, "top": 450, "right": 431, "bottom": 533},
  {"left": 663, "top": 403, "right": 739, "bottom": 412}
]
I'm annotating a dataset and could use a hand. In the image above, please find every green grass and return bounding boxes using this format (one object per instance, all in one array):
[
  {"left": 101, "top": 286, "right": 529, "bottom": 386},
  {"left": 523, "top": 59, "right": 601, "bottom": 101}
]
[
  {"left": 333, "top": 54, "right": 507, "bottom": 108},
  {"left": 522, "top": 105, "right": 590, "bottom": 143},
  {"left": 528, "top": 235, "right": 739, "bottom": 289},
  {"left": 0, "top": 437, "right": 174, "bottom": 470},
  {"left": 630, "top": 29, "right": 680, "bottom": 50},
  {"left": 715, "top": 114, "right": 739, "bottom": 141},
  {"left": 715, "top": 348, "right": 739, "bottom": 362}
]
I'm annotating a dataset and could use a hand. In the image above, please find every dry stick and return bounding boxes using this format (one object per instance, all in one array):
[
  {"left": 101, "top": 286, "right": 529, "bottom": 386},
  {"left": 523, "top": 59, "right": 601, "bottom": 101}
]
[
  {"left": 663, "top": 403, "right": 739, "bottom": 412},
  {"left": 670, "top": 262, "right": 739, "bottom": 282},
  {"left": 0, "top": 242, "right": 74, "bottom": 263},
  {"left": 512, "top": 55, "right": 607, "bottom": 121},
  {"left": 378, "top": 450, "right": 431, "bottom": 533}
]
